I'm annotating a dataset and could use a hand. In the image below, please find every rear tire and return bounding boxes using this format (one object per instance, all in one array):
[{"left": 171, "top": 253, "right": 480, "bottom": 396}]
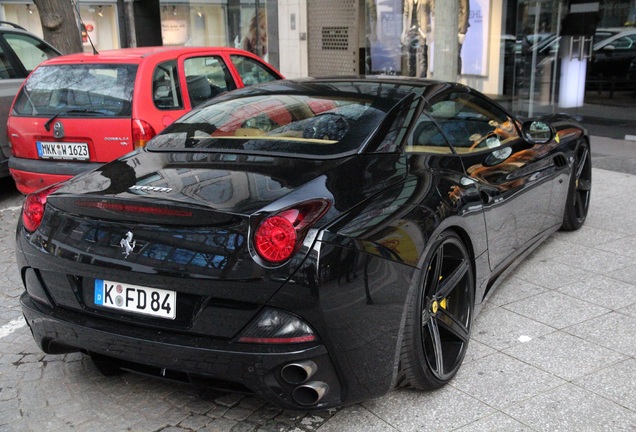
[
  {"left": 561, "top": 140, "right": 592, "bottom": 231},
  {"left": 397, "top": 231, "right": 474, "bottom": 390}
]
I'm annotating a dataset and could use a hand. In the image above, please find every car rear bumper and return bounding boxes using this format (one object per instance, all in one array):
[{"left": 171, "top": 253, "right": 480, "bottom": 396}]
[
  {"left": 9, "top": 156, "right": 103, "bottom": 193},
  {"left": 21, "top": 294, "right": 344, "bottom": 410}
]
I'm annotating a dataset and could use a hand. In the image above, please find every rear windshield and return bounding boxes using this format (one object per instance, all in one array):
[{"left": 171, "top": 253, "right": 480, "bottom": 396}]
[
  {"left": 12, "top": 64, "right": 137, "bottom": 117},
  {"left": 148, "top": 94, "right": 390, "bottom": 156}
]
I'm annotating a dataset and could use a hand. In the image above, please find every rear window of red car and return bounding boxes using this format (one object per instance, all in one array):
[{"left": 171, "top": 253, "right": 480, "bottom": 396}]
[{"left": 12, "top": 64, "right": 137, "bottom": 117}]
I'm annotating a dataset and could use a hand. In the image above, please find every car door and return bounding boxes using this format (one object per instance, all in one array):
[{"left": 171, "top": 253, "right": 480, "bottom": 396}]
[
  {"left": 180, "top": 54, "right": 236, "bottom": 109},
  {"left": 426, "top": 91, "right": 556, "bottom": 272}
]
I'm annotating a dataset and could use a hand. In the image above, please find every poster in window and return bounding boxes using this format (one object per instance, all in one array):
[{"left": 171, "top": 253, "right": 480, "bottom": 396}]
[
  {"left": 461, "top": 0, "right": 489, "bottom": 76},
  {"left": 162, "top": 20, "right": 189, "bottom": 45},
  {"left": 82, "top": 19, "right": 98, "bottom": 47}
]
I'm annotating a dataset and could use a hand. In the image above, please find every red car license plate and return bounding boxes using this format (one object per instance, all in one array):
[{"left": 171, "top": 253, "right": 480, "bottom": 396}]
[{"left": 37, "top": 141, "right": 89, "bottom": 160}]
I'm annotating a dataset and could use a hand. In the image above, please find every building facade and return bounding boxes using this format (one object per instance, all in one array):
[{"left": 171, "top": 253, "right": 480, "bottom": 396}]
[{"left": 2, "top": 0, "right": 635, "bottom": 138}]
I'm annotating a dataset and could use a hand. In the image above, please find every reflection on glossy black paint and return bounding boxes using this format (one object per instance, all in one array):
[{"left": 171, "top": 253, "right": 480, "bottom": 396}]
[{"left": 41, "top": 211, "right": 247, "bottom": 276}]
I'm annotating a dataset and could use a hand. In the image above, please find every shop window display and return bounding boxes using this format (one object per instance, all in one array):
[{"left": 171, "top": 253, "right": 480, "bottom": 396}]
[
  {"left": 79, "top": 4, "right": 119, "bottom": 52},
  {"left": 158, "top": 2, "right": 270, "bottom": 64},
  {"left": 160, "top": 4, "right": 228, "bottom": 47},
  {"left": 366, "top": 0, "right": 473, "bottom": 78}
]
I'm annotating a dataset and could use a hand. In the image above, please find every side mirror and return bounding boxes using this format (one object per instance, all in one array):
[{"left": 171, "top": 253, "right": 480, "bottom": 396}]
[
  {"left": 602, "top": 44, "right": 616, "bottom": 52},
  {"left": 521, "top": 120, "right": 554, "bottom": 144}
]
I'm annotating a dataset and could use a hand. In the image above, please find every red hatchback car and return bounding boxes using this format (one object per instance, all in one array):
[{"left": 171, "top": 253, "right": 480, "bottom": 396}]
[{"left": 8, "top": 46, "right": 283, "bottom": 194}]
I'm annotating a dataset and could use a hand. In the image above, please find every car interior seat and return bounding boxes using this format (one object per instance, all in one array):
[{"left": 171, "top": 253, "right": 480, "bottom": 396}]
[{"left": 187, "top": 75, "right": 218, "bottom": 107}]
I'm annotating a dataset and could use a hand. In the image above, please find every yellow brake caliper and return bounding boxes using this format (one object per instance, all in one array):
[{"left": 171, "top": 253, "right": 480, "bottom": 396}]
[{"left": 432, "top": 275, "right": 449, "bottom": 314}]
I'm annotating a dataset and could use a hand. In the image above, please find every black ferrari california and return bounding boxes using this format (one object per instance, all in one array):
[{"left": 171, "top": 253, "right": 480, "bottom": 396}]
[{"left": 17, "top": 77, "right": 591, "bottom": 410}]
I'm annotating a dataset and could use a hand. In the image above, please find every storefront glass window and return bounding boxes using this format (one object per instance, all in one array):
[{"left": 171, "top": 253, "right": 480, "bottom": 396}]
[
  {"left": 0, "top": 3, "right": 46, "bottom": 39},
  {"left": 160, "top": 3, "right": 229, "bottom": 47},
  {"left": 0, "top": 2, "right": 120, "bottom": 53},
  {"left": 79, "top": 4, "right": 120, "bottom": 52},
  {"left": 159, "top": 1, "right": 270, "bottom": 63},
  {"left": 364, "top": 0, "right": 635, "bottom": 140}
]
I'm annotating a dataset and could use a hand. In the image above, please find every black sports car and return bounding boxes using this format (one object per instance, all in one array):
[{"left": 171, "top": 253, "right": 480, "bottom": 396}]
[{"left": 17, "top": 77, "right": 591, "bottom": 410}]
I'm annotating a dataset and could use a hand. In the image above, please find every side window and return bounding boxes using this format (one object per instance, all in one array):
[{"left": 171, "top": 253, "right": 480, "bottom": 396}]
[
  {"left": 152, "top": 60, "right": 183, "bottom": 110},
  {"left": 610, "top": 36, "right": 635, "bottom": 50},
  {"left": 428, "top": 92, "right": 519, "bottom": 153},
  {"left": 230, "top": 55, "right": 279, "bottom": 86},
  {"left": 4, "top": 33, "right": 58, "bottom": 74},
  {"left": 0, "top": 43, "right": 15, "bottom": 78},
  {"left": 406, "top": 114, "right": 453, "bottom": 154},
  {"left": 184, "top": 56, "right": 234, "bottom": 107}
]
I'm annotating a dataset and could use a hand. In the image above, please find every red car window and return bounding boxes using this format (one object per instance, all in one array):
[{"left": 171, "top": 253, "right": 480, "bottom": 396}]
[
  {"left": 152, "top": 60, "right": 183, "bottom": 110},
  {"left": 230, "top": 55, "right": 280, "bottom": 86},
  {"left": 183, "top": 56, "right": 234, "bottom": 107}
]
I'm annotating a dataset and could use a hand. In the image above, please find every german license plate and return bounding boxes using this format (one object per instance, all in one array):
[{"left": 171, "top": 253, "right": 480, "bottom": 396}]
[
  {"left": 94, "top": 279, "right": 176, "bottom": 320},
  {"left": 37, "top": 141, "right": 89, "bottom": 160}
]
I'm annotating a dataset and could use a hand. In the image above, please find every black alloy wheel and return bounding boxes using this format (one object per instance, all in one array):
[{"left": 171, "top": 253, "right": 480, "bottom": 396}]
[
  {"left": 398, "top": 231, "right": 474, "bottom": 390},
  {"left": 562, "top": 140, "right": 592, "bottom": 231}
]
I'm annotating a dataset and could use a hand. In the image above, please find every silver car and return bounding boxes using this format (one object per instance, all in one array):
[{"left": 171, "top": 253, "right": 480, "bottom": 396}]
[{"left": 0, "top": 21, "right": 60, "bottom": 178}]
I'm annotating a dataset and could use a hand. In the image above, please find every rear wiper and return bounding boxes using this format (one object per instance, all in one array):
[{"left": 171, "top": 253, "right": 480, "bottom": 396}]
[{"left": 44, "top": 108, "right": 105, "bottom": 131}]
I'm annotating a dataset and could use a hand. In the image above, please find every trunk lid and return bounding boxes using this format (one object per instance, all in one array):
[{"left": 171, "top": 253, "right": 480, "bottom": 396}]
[
  {"left": 9, "top": 116, "right": 134, "bottom": 162},
  {"left": 28, "top": 149, "right": 404, "bottom": 336}
]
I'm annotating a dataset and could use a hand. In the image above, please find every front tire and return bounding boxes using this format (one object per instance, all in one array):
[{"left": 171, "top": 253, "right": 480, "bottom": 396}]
[
  {"left": 561, "top": 140, "right": 592, "bottom": 231},
  {"left": 398, "top": 231, "right": 474, "bottom": 390}
]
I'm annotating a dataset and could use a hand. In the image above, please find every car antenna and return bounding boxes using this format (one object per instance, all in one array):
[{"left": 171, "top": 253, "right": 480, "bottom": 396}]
[{"left": 72, "top": 0, "right": 99, "bottom": 54}]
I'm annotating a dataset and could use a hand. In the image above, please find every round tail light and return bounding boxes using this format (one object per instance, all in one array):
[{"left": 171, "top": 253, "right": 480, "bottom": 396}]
[
  {"left": 253, "top": 200, "right": 330, "bottom": 265},
  {"left": 254, "top": 211, "right": 298, "bottom": 263}
]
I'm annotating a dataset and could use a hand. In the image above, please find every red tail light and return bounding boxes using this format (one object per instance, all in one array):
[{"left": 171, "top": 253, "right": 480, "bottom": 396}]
[
  {"left": 253, "top": 200, "right": 330, "bottom": 264},
  {"left": 22, "top": 184, "right": 61, "bottom": 232},
  {"left": 132, "top": 119, "right": 156, "bottom": 149}
]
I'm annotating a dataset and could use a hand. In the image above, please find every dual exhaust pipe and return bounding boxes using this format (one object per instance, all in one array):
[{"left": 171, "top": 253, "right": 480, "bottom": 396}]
[{"left": 281, "top": 360, "right": 329, "bottom": 406}]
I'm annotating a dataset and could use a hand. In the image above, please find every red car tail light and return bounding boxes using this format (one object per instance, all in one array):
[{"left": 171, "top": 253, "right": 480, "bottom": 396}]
[
  {"left": 132, "top": 119, "right": 156, "bottom": 149},
  {"left": 253, "top": 200, "right": 330, "bottom": 264},
  {"left": 22, "top": 184, "right": 62, "bottom": 232}
]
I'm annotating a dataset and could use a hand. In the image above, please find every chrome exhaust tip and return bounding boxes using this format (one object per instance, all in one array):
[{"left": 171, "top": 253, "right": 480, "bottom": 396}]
[
  {"left": 281, "top": 360, "right": 318, "bottom": 384},
  {"left": 292, "top": 381, "right": 329, "bottom": 406}
]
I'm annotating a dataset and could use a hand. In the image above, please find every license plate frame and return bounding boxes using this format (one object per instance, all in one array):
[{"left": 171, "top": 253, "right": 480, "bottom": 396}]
[
  {"left": 94, "top": 279, "right": 176, "bottom": 320},
  {"left": 37, "top": 141, "right": 90, "bottom": 160}
]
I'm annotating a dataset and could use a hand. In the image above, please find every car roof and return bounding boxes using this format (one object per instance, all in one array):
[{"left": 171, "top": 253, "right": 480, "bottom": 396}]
[
  {"left": 0, "top": 21, "right": 28, "bottom": 31},
  {"left": 40, "top": 46, "right": 256, "bottom": 66},
  {"left": 209, "top": 76, "right": 459, "bottom": 106},
  {"left": 0, "top": 21, "right": 61, "bottom": 52},
  {"left": 593, "top": 27, "right": 636, "bottom": 47}
]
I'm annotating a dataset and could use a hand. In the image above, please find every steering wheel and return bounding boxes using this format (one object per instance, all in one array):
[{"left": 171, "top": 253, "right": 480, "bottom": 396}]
[{"left": 469, "top": 133, "right": 500, "bottom": 151}]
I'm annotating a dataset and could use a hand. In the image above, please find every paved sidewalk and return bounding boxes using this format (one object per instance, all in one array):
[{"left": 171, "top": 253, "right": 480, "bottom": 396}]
[{"left": 319, "top": 167, "right": 636, "bottom": 431}]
